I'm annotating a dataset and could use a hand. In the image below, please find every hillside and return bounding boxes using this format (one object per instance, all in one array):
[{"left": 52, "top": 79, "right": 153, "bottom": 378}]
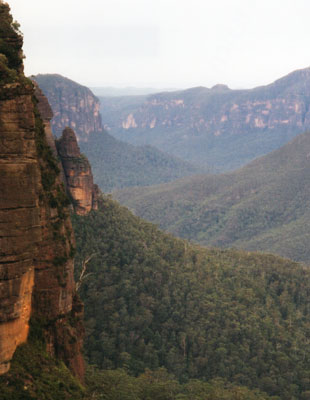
[
  {"left": 33, "top": 74, "right": 203, "bottom": 192},
  {"left": 100, "top": 67, "right": 310, "bottom": 171},
  {"left": 73, "top": 194, "right": 310, "bottom": 399},
  {"left": 114, "top": 130, "right": 310, "bottom": 263},
  {"left": 80, "top": 133, "right": 203, "bottom": 192}
]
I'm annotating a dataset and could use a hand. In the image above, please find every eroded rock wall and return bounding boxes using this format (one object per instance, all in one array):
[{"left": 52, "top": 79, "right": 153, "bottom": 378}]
[
  {"left": 101, "top": 68, "right": 310, "bottom": 138},
  {"left": 0, "top": 82, "right": 85, "bottom": 379},
  {"left": 0, "top": 2, "right": 84, "bottom": 379},
  {"left": 56, "top": 127, "right": 99, "bottom": 215},
  {"left": 33, "top": 74, "right": 103, "bottom": 141},
  {"left": 0, "top": 82, "right": 41, "bottom": 375}
]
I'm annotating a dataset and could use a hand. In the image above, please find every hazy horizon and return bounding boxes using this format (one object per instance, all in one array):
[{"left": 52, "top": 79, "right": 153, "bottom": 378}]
[{"left": 7, "top": 0, "right": 310, "bottom": 90}]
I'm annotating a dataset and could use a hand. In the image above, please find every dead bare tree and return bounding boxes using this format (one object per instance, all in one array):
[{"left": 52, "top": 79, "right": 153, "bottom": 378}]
[{"left": 76, "top": 253, "right": 96, "bottom": 291}]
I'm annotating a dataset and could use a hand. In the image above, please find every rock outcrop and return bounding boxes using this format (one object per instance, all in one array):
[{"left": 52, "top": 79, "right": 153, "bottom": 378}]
[
  {"left": 32, "top": 74, "right": 103, "bottom": 141},
  {"left": 56, "top": 127, "right": 99, "bottom": 215},
  {"left": 0, "top": 2, "right": 84, "bottom": 379},
  {"left": 32, "top": 81, "right": 57, "bottom": 155},
  {"left": 30, "top": 74, "right": 204, "bottom": 193},
  {"left": 98, "top": 67, "right": 310, "bottom": 171}
]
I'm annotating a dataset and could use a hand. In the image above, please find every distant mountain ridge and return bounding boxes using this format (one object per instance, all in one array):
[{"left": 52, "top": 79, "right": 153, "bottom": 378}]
[
  {"left": 91, "top": 86, "right": 177, "bottom": 97},
  {"left": 114, "top": 129, "right": 310, "bottom": 264},
  {"left": 100, "top": 67, "right": 310, "bottom": 171},
  {"left": 33, "top": 74, "right": 203, "bottom": 192}
]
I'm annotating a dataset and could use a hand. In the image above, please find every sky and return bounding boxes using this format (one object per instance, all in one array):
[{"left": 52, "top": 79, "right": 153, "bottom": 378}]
[{"left": 7, "top": 0, "right": 310, "bottom": 89}]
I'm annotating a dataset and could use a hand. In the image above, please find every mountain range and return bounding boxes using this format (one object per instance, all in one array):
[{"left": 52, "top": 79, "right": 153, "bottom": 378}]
[
  {"left": 99, "top": 67, "right": 310, "bottom": 171},
  {"left": 114, "top": 129, "right": 310, "bottom": 264},
  {"left": 90, "top": 86, "right": 176, "bottom": 97},
  {"left": 5, "top": 1, "right": 310, "bottom": 398},
  {"left": 33, "top": 74, "right": 203, "bottom": 192}
]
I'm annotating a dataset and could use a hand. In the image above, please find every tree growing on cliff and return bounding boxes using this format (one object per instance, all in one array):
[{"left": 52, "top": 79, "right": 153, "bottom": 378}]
[{"left": 0, "top": 1, "right": 23, "bottom": 83}]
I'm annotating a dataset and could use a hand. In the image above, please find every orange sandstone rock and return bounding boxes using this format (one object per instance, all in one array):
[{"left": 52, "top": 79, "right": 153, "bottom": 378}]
[{"left": 56, "top": 127, "right": 99, "bottom": 215}]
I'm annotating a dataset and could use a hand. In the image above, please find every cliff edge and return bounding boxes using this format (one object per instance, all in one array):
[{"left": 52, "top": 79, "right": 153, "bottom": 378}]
[
  {"left": 0, "top": 1, "right": 84, "bottom": 379},
  {"left": 56, "top": 127, "right": 99, "bottom": 215}
]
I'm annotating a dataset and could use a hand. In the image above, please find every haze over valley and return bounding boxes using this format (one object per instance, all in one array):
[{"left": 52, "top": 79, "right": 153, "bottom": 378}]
[{"left": 3, "top": 1, "right": 310, "bottom": 399}]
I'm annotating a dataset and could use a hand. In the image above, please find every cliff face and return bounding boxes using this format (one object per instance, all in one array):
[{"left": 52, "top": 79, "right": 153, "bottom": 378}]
[
  {"left": 110, "top": 72, "right": 310, "bottom": 136},
  {"left": 30, "top": 74, "right": 204, "bottom": 193},
  {"left": 99, "top": 67, "right": 310, "bottom": 170},
  {"left": 0, "top": 83, "right": 39, "bottom": 375},
  {"left": 56, "top": 127, "right": 99, "bottom": 215},
  {"left": 0, "top": 2, "right": 84, "bottom": 379},
  {"left": 33, "top": 74, "right": 103, "bottom": 141}
]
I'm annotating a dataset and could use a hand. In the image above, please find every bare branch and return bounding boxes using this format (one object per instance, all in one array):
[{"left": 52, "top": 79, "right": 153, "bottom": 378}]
[{"left": 76, "top": 253, "right": 97, "bottom": 291}]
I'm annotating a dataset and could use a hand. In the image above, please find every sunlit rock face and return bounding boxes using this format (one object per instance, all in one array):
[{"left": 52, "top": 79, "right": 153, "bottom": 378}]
[
  {"left": 56, "top": 127, "right": 99, "bottom": 215},
  {"left": 0, "top": 82, "right": 85, "bottom": 379},
  {"left": 0, "top": 2, "right": 84, "bottom": 380},
  {"left": 0, "top": 83, "right": 41, "bottom": 374}
]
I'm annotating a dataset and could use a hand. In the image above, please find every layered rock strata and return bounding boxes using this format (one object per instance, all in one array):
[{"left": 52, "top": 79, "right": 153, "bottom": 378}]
[
  {"left": 33, "top": 74, "right": 103, "bottom": 141},
  {"left": 102, "top": 68, "right": 310, "bottom": 138},
  {"left": 56, "top": 127, "right": 99, "bottom": 215},
  {"left": 33, "top": 81, "right": 57, "bottom": 155},
  {"left": 98, "top": 67, "right": 310, "bottom": 169},
  {"left": 0, "top": 82, "right": 85, "bottom": 378},
  {"left": 0, "top": 1, "right": 84, "bottom": 379},
  {"left": 32, "top": 99, "right": 85, "bottom": 380},
  {"left": 0, "top": 84, "right": 36, "bottom": 374}
]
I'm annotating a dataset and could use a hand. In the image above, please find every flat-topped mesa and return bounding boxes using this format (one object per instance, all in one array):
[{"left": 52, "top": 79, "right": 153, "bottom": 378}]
[{"left": 56, "top": 127, "right": 99, "bottom": 215}]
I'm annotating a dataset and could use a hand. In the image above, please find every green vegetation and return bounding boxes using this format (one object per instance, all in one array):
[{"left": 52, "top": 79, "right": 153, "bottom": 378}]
[
  {"left": 79, "top": 132, "right": 203, "bottom": 192},
  {"left": 0, "top": 347, "right": 273, "bottom": 400},
  {"left": 0, "top": 1, "right": 23, "bottom": 84},
  {"left": 32, "top": 73, "right": 203, "bottom": 192},
  {"left": 72, "top": 195, "right": 310, "bottom": 399},
  {"left": 0, "top": 321, "right": 85, "bottom": 400},
  {"left": 114, "top": 130, "right": 310, "bottom": 264},
  {"left": 99, "top": 69, "right": 310, "bottom": 172},
  {"left": 85, "top": 367, "right": 274, "bottom": 400}
]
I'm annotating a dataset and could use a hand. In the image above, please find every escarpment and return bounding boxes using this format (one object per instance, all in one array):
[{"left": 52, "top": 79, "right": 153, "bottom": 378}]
[
  {"left": 56, "top": 127, "right": 99, "bottom": 215},
  {"left": 99, "top": 67, "right": 310, "bottom": 170},
  {"left": 0, "top": 81, "right": 39, "bottom": 375},
  {"left": 0, "top": 1, "right": 84, "bottom": 379},
  {"left": 33, "top": 74, "right": 103, "bottom": 141}
]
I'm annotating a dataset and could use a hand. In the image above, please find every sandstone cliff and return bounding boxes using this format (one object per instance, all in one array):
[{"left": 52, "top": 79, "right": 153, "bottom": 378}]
[
  {"left": 33, "top": 74, "right": 103, "bottom": 141},
  {"left": 56, "top": 127, "right": 99, "bottom": 215},
  {"left": 0, "top": 2, "right": 84, "bottom": 379},
  {"left": 99, "top": 67, "right": 310, "bottom": 171},
  {"left": 31, "top": 74, "right": 203, "bottom": 192}
]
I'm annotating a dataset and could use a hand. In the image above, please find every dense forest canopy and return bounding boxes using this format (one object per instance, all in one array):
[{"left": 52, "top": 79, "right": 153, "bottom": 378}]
[
  {"left": 72, "top": 195, "right": 310, "bottom": 400},
  {"left": 0, "top": 1, "right": 23, "bottom": 84},
  {"left": 114, "top": 130, "right": 310, "bottom": 264}
]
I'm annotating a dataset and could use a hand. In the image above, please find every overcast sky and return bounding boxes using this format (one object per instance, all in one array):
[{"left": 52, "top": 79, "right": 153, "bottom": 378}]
[{"left": 7, "top": 0, "right": 310, "bottom": 89}]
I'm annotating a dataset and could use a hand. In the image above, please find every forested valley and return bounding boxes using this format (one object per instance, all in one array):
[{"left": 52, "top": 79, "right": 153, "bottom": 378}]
[{"left": 71, "top": 195, "right": 310, "bottom": 400}]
